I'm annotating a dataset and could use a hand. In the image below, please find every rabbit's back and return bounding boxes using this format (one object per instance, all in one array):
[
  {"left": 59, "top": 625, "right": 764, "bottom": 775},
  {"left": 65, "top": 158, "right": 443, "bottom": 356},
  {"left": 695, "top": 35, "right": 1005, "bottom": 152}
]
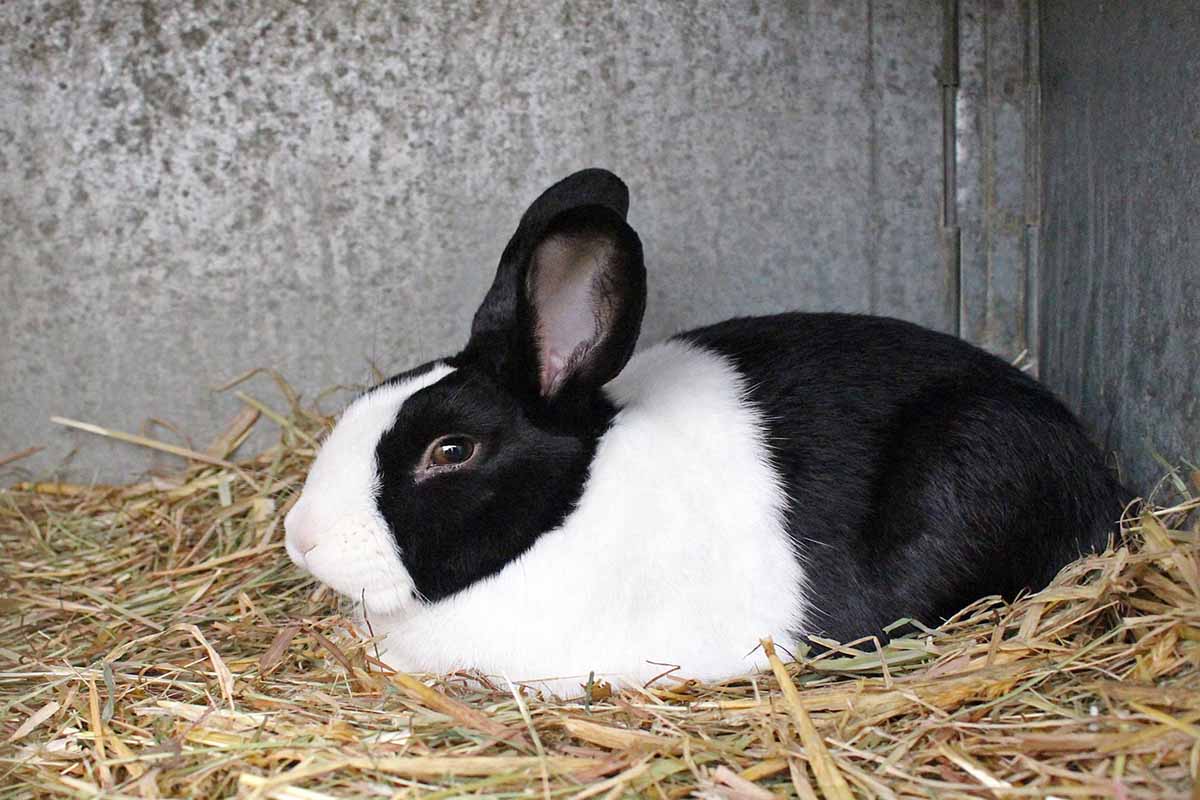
[{"left": 678, "top": 313, "right": 1130, "bottom": 643}]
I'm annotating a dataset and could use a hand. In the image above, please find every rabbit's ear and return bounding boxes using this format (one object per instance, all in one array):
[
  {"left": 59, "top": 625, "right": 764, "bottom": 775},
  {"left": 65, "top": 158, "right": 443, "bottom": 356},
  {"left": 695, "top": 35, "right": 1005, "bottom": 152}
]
[
  {"left": 526, "top": 205, "right": 645, "bottom": 400},
  {"left": 463, "top": 170, "right": 645, "bottom": 406}
]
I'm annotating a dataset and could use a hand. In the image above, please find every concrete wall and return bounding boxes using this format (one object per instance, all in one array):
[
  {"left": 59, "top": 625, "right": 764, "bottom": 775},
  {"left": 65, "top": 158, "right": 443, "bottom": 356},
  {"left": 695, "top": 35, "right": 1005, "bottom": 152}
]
[
  {"left": 1039, "top": 2, "right": 1200, "bottom": 495},
  {"left": 3, "top": 1, "right": 958, "bottom": 482}
]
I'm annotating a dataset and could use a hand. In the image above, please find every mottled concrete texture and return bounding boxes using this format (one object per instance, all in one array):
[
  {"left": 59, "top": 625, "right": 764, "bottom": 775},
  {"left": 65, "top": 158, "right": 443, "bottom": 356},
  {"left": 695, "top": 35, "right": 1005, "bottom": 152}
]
[
  {"left": 3, "top": 1, "right": 952, "bottom": 481},
  {"left": 1040, "top": 2, "right": 1200, "bottom": 493}
]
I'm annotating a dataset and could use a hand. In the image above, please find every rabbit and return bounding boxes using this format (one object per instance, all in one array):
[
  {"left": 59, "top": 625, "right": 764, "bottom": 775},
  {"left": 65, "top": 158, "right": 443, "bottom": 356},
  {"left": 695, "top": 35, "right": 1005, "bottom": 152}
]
[{"left": 284, "top": 168, "right": 1131, "bottom": 696}]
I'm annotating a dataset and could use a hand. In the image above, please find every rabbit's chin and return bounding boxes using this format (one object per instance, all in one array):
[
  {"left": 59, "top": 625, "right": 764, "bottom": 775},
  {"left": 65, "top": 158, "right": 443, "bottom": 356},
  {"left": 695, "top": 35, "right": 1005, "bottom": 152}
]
[{"left": 308, "top": 560, "right": 421, "bottom": 619}]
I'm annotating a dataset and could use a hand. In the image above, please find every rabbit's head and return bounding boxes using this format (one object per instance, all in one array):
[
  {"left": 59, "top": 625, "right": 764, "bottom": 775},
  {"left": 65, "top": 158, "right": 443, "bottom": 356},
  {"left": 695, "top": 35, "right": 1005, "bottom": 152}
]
[{"left": 284, "top": 170, "right": 646, "bottom": 615}]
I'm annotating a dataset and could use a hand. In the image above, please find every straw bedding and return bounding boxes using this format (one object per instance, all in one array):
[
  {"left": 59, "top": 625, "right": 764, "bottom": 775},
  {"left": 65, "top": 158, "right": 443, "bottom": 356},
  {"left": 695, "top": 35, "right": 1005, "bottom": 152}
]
[{"left": 2, "top": 381, "right": 1198, "bottom": 799}]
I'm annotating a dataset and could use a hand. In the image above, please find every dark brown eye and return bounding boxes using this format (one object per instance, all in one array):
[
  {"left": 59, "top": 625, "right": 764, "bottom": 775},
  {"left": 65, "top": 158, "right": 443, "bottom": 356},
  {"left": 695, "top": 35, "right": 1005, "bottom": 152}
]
[{"left": 429, "top": 436, "right": 477, "bottom": 468}]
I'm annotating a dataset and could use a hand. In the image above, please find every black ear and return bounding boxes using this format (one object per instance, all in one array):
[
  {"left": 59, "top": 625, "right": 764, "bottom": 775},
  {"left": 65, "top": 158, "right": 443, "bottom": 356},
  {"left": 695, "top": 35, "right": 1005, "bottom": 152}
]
[{"left": 462, "top": 170, "right": 646, "bottom": 405}]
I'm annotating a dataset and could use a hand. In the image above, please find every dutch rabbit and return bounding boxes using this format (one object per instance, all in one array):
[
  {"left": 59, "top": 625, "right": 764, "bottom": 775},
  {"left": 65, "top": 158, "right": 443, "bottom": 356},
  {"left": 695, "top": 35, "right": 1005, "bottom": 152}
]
[{"left": 285, "top": 169, "right": 1130, "bottom": 694}]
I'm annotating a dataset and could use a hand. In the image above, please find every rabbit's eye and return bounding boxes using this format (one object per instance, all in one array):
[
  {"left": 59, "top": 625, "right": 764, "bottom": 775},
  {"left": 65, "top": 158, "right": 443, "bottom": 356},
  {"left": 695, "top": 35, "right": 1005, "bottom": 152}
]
[{"left": 428, "top": 436, "right": 477, "bottom": 468}]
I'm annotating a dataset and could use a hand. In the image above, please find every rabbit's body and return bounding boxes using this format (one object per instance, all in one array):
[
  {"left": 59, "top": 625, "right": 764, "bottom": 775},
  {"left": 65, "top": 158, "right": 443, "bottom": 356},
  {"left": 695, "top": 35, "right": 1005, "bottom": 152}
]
[{"left": 285, "top": 169, "right": 1129, "bottom": 695}]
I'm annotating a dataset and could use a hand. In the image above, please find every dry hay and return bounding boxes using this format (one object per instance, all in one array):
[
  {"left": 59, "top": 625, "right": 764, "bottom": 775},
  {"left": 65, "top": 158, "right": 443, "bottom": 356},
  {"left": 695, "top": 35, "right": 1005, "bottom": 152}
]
[{"left": 1, "top": 378, "right": 1198, "bottom": 799}]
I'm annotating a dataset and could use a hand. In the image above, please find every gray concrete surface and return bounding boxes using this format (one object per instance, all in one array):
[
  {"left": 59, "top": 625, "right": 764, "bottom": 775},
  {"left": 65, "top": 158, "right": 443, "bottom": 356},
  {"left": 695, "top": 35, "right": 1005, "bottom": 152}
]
[
  {"left": 1039, "top": 2, "right": 1200, "bottom": 495},
  {"left": 3, "top": 1, "right": 958, "bottom": 482}
]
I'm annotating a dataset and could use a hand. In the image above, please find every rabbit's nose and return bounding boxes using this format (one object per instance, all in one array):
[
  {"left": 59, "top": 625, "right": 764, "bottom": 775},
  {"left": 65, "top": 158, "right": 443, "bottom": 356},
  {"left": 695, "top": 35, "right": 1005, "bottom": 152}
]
[{"left": 284, "top": 497, "right": 322, "bottom": 566}]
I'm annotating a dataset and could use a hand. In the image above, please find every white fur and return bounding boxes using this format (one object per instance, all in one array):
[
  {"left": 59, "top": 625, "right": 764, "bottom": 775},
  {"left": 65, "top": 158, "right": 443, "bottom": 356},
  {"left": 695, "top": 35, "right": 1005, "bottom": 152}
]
[
  {"left": 285, "top": 364, "right": 455, "bottom": 615},
  {"left": 287, "top": 341, "right": 807, "bottom": 696}
]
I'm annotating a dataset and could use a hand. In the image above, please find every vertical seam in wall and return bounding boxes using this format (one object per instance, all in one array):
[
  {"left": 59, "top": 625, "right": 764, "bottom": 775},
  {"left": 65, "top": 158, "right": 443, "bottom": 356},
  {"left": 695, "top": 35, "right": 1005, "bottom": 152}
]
[
  {"left": 1024, "top": 0, "right": 1042, "bottom": 376},
  {"left": 865, "top": 0, "right": 881, "bottom": 316},
  {"left": 942, "top": 0, "right": 962, "bottom": 336},
  {"left": 982, "top": 3, "right": 994, "bottom": 345}
]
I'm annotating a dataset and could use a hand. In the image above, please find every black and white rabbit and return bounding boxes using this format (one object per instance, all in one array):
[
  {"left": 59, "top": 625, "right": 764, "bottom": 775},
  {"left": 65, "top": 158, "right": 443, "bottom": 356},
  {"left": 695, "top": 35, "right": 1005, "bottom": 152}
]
[{"left": 285, "top": 168, "right": 1130, "bottom": 693}]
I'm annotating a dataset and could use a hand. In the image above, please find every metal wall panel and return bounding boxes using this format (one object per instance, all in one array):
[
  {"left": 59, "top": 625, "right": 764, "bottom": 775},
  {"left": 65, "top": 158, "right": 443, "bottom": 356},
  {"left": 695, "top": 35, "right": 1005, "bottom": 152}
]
[
  {"left": 2, "top": 1, "right": 952, "bottom": 481},
  {"left": 1039, "top": 2, "right": 1200, "bottom": 493}
]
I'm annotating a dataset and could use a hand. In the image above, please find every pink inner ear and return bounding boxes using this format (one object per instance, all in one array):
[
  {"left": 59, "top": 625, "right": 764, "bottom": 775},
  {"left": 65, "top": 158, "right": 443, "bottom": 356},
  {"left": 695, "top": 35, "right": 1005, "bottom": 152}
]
[{"left": 529, "top": 236, "right": 609, "bottom": 397}]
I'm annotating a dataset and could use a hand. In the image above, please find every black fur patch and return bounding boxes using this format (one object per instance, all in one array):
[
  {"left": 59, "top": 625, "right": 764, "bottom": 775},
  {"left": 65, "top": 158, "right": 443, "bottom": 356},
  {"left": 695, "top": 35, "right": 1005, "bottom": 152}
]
[
  {"left": 373, "top": 367, "right": 611, "bottom": 602},
  {"left": 380, "top": 359, "right": 443, "bottom": 387}
]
